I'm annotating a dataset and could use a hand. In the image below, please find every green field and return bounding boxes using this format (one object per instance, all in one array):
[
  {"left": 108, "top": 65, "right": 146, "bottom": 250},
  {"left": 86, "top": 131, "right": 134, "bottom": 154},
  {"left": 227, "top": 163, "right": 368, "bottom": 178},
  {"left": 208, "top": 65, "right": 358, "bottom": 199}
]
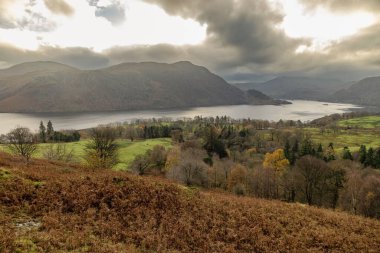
[
  {"left": 338, "top": 116, "right": 380, "bottom": 129},
  {"left": 2, "top": 138, "right": 172, "bottom": 170},
  {"left": 305, "top": 127, "right": 380, "bottom": 152}
]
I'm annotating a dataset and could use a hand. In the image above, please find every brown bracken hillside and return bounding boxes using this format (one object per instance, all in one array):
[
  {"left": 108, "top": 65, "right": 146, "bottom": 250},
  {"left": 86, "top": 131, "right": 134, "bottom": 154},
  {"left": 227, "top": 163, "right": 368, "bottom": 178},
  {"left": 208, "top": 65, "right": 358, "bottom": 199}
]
[{"left": 0, "top": 152, "right": 379, "bottom": 253}]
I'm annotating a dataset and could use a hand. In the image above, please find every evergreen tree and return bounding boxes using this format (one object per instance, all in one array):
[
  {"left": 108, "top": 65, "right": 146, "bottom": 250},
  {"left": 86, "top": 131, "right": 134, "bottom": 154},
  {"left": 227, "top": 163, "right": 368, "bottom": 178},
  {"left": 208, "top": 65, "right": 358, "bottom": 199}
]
[
  {"left": 365, "top": 147, "right": 375, "bottom": 167},
  {"left": 289, "top": 139, "right": 299, "bottom": 165},
  {"left": 342, "top": 147, "right": 353, "bottom": 160},
  {"left": 374, "top": 148, "right": 380, "bottom": 169},
  {"left": 47, "top": 120, "right": 54, "bottom": 141},
  {"left": 284, "top": 140, "right": 291, "bottom": 161},
  {"left": 316, "top": 143, "right": 323, "bottom": 159},
  {"left": 39, "top": 121, "right": 46, "bottom": 143},
  {"left": 359, "top": 145, "right": 367, "bottom": 164},
  {"left": 324, "top": 142, "right": 335, "bottom": 161},
  {"left": 300, "top": 138, "right": 313, "bottom": 157}
]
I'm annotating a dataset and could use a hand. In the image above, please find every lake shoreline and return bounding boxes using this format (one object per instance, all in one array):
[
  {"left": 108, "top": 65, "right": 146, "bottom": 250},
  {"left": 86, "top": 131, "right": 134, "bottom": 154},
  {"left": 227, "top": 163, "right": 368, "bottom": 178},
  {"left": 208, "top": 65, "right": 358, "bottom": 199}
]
[{"left": 0, "top": 100, "right": 362, "bottom": 134}]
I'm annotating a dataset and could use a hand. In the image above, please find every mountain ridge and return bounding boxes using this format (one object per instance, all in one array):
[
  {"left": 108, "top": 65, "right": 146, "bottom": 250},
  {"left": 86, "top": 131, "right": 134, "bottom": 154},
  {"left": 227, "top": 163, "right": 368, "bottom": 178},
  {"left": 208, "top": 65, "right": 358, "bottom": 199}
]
[
  {"left": 233, "top": 76, "right": 353, "bottom": 101},
  {"left": 331, "top": 76, "right": 380, "bottom": 106},
  {"left": 0, "top": 61, "right": 286, "bottom": 113}
]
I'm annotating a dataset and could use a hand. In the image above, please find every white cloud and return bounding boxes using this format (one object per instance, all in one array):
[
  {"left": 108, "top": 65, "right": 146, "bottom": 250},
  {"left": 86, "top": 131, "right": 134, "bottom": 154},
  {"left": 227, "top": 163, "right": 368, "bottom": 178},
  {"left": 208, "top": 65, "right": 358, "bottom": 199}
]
[
  {"left": 278, "top": 0, "right": 376, "bottom": 52},
  {"left": 0, "top": 0, "right": 207, "bottom": 52}
]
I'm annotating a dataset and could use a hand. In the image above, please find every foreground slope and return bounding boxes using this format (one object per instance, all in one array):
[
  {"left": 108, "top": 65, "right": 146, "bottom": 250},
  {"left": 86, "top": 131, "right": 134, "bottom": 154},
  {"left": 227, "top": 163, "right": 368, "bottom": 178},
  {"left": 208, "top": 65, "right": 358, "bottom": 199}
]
[
  {"left": 0, "top": 61, "right": 283, "bottom": 112},
  {"left": 332, "top": 76, "right": 380, "bottom": 106},
  {"left": 0, "top": 153, "right": 379, "bottom": 252}
]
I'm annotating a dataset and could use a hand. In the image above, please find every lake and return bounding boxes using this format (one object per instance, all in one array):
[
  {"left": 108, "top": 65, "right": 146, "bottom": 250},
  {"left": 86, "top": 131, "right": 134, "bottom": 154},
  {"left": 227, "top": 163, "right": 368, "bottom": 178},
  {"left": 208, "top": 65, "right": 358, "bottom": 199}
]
[{"left": 0, "top": 100, "right": 361, "bottom": 134}]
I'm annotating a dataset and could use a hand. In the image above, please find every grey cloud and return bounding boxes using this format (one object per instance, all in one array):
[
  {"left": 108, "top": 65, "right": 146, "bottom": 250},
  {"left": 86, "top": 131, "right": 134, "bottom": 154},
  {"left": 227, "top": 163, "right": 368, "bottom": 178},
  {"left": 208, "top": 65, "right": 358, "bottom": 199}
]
[
  {"left": 0, "top": 0, "right": 57, "bottom": 31},
  {"left": 144, "top": 0, "right": 301, "bottom": 65},
  {"left": 43, "top": 0, "right": 74, "bottom": 16},
  {"left": 18, "top": 10, "right": 57, "bottom": 32},
  {"left": 1, "top": 0, "right": 380, "bottom": 83},
  {"left": 139, "top": 0, "right": 380, "bottom": 81},
  {"left": 104, "top": 43, "right": 243, "bottom": 76},
  {"left": 0, "top": 44, "right": 109, "bottom": 70},
  {"left": 298, "top": 0, "right": 380, "bottom": 12},
  {"left": 88, "top": 0, "right": 126, "bottom": 25}
]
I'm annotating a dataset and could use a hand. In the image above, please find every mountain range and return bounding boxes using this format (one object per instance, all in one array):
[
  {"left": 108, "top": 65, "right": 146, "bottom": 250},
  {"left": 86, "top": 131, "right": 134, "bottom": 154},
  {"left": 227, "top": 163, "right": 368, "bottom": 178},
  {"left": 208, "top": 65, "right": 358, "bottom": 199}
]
[
  {"left": 233, "top": 76, "right": 352, "bottom": 100},
  {"left": 233, "top": 76, "right": 380, "bottom": 107},
  {"left": 331, "top": 76, "right": 380, "bottom": 106},
  {"left": 0, "top": 61, "right": 285, "bottom": 113}
]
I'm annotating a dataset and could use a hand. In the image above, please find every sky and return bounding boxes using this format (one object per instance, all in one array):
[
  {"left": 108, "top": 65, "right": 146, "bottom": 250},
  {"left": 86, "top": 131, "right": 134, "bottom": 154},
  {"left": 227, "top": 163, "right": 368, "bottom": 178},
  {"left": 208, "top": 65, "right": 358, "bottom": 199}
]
[{"left": 0, "top": 0, "right": 379, "bottom": 82}]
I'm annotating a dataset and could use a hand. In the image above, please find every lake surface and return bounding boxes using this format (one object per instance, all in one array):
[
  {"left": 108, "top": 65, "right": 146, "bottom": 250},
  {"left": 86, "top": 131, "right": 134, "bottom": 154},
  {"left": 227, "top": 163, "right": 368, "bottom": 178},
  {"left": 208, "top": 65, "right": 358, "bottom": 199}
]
[{"left": 0, "top": 100, "right": 361, "bottom": 134}]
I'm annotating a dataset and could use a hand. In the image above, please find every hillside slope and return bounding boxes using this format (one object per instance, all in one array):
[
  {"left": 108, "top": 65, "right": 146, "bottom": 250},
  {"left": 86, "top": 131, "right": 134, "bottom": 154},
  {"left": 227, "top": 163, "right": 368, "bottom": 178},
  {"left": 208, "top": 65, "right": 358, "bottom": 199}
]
[
  {"left": 332, "top": 76, "right": 380, "bottom": 106},
  {"left": 236, "top": 76, "right": 351, "bottom": 100},
  {"left": 0, "top": 153, "right": 379, "bottom": 252},
  {"left": 0, "top": 61, "right": 284, "bottom": 112}
]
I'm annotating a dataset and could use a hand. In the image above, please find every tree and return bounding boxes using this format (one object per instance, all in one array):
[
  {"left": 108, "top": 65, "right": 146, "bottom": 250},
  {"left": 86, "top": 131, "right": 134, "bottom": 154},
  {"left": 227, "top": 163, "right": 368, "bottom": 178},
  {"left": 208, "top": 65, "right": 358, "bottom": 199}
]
[
  {"left": 263, "top": 149, "right": 290, "bottom": 198},
  {"left": 211, "top": 157, "right": 234, "bottom": 189},
  {"left": 324, "top": 142, "right": 336, "bottom": 161},
  {"left": 316, "top": 143, "right": 324, "bottom": 159},
  {"left": 43, "top": 143, "right": 74, "bottom": 162},
  {"left": 359, "top": 145, "right": 367, "bottom": 164},
  {"left": 84, "top": 127, "right": 119, "bottom": 169},
  {"left": 6, "top": 127, "right": 38, "bottom": 163},
  {"left": 203, "top": 125, "right": 228, "bottom": 158},
  {"left": 167, "top": 148, "right": 208, "bottom": 186},
  {"left": 327, "top": 161, "right": 347, "bottom": 209},
  {"left": 342, "top": 147, "right": 353, "bottom": 160},
  {"left": 46, "top": 120, "right": 54, "bottom": 141},
  {"left": 364, "top": 147, "right": 374, "bottom": 167},
  {"left": 300, "top": 138, "right": 314, "bottom": 157},
  {"left": 263, "top": 149, "right": 289, "bottom": 173},
  {"left": 374, "top": 148, "right": 380, "bottom": 169},
  {"left": 284, "top": 140, "right": 291, "bottom": 161},
  {"left": 129, "top": 154, "right": 150, "bottom": 175},
  {"left": 227, "top": 164, "right": 248, "bottom": 195},
  {"left": 39, "top": 121, "right": 46, "bottom": 143},
  {"left": 295, "top": 156, "right": 329, "bottom": 205},
  {"left": 130, "top": 145, "right": 168, "bottom": 175}
]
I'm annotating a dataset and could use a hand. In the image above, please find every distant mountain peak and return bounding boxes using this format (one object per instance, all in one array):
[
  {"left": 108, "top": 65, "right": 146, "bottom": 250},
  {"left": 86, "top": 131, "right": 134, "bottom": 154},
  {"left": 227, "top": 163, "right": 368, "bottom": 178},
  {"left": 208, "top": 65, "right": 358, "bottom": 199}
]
[{"left": 0, "top": 61, "right": 77, "bottom": 77}]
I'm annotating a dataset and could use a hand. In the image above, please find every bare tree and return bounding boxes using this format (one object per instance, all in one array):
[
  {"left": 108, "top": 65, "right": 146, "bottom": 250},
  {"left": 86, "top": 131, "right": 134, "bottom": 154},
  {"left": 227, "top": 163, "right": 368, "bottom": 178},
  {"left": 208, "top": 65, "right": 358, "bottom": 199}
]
[
  {"left": 6, "top": 127, "right": 38, "bottom": 163},
  {"left": 167, "top": 148, "right": 208, "bottom": 186},
  {"left": 84, "top": 127, "right": 119, "bottom": 169},
  {"left": 295, "top": 156, "right": 329, "bottom": 205},
  {"left": 130, "top": 154, "right": 150, "bottom": 175},
  {"left": 43, "top": 143, "right": 74, "bottom": 163}
]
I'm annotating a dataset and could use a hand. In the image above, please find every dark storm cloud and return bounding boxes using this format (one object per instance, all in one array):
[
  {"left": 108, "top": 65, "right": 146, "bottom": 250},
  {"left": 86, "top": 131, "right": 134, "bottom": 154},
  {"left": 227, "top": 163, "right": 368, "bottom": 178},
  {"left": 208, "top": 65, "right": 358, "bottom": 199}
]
[
  {"left": 139, "top": 0, "right": 380, "bottom": 81},
  {"left": 0, "top": 43, "right": 109, "bottom": 70},
  {"left": 43, "top": 0, "right": 74, "bottom": 16},
  {"left": 143, "top": 0, "right": 302, "bottom": 65},
  {"left": 88, "top": 0, "right": 126, "bottom": 25}
]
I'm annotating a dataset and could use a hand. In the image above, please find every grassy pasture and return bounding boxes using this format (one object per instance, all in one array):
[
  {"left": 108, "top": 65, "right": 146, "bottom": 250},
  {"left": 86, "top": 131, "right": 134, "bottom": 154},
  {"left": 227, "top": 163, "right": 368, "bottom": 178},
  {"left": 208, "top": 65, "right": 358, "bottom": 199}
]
[
  {"left": 304, "top": 127, "right": 380, "bottom": 152},
  {"left": 338, "top": 116, "right": 380, "bottom": 129},
  {"left": 1, "top": 138, "right": 172, "bottom": 170}
]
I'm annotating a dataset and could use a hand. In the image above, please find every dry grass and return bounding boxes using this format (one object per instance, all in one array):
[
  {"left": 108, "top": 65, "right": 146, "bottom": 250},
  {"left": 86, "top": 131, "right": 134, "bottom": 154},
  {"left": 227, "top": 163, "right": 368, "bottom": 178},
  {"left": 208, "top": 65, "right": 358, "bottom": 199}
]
[{"left": 0, "top": 152, "right": 379, "bottom": 252}]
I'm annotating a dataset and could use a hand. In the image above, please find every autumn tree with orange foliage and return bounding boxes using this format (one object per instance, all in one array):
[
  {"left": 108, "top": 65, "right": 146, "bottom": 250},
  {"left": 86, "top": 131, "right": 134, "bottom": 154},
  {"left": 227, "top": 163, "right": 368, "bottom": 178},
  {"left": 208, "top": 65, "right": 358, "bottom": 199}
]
[
  {"left": 263, "top": 149, "right": 290, "bottom": 173},
  {"left": 228, "top": 164, "right": 249, "bottom": 195},
  {"left": 263, "top": 149, "right": 290, "bottom": 198}
]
